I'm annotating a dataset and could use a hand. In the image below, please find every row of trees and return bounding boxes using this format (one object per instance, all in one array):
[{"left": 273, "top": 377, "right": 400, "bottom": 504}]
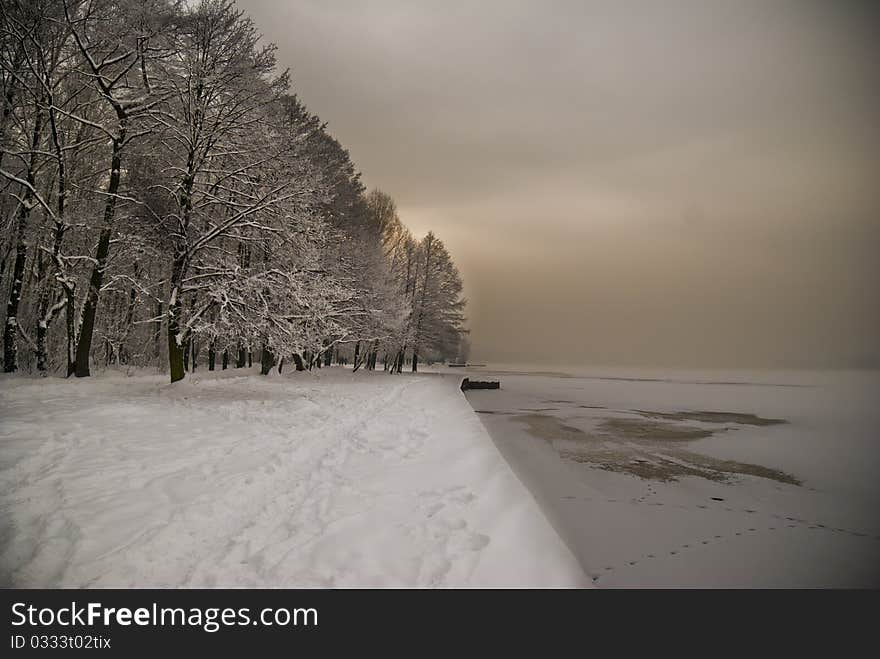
[{"left": 1, "top": 0, "right": 467, "bottom": 382}]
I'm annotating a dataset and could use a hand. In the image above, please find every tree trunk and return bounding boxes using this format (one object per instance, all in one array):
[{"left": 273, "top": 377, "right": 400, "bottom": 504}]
[
  {"left": 222, "top": 349, "right": 229, "bottom": 370},
  {"left": 33, "top": 252, "right": 51, "bottom": 373},
  {"left": 38, "top": 83, "right": 72, "bottom": 375},
  {"left": 74, "top": 131, "right": 125, "bottom": 378},
  {"left": 236, "top": 344, "right": 246, "bottom": 368},
  {"left": 36, "top": 323, "right": 48, "bottom": 374},
  {"left": 260, "top": 345, "right": 275, "bottom": 375},
  {"left": 292, "top": 353, "right": 305, "bottom": 371},
  {"left": 3, "top": 220, "right": 28, "bottom": 372},
  {"left": 120, "top": 269, "right": 138, "bottom": 364},
  {"left": 154, "top": 301, "right": 162, "bottom": 369},
  {"left": 74, "top": 132, "right": 125, "bottom": 378},
  {"left": 412, "top": 351, "right": 419, "bottom": 372},
  {"left": 166, "top": 256, "right": 186, "bottom": 383},
  {"left": 167, "top": 326, "right": 185, "bottom": 383},
  {"left": 208, "top": 341, "right": 215, "bottom": 371},
  {"left": 65, "top": 287, "right": 76, "bottom": 377},
  {"left": 248, "top": 351, "right": 252, "bottom": 368},
  {"left": 3, "top": 110, "right": 42, "bottom": 373}
]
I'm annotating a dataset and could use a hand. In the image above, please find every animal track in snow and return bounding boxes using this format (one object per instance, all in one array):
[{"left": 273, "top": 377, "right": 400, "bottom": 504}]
[
  {"left": 410, "top": 486, "right": 490, "bottom": 585},
  {"left": 583, "top": 487, "right": 879, "bottom": 586}
]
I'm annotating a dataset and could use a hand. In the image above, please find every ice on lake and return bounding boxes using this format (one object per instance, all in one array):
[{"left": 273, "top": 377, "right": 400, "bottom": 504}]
[{"left": 463, "top": 365, "right": 880, "bottom": 587}]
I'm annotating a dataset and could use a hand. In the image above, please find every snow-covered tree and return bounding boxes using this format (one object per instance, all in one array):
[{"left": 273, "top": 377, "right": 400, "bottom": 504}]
[
  {"left": 0, "top": 0, "right": 468, "bottom": 383},
  {"left": 60, "top": 0, "right": 173, "bottom": 377},
  {"left": 408, "top": 232, "right": 466, "bottom": 371}
]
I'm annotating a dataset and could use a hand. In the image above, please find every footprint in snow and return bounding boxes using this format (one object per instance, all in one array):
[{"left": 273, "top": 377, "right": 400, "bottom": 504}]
[{"left": 461, "top": 533, "right": 490, "bottom": 551}]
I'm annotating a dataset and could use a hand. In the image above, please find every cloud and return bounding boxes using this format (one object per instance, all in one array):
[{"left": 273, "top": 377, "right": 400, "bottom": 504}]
[{"left": 240, "top": 0, "right": 880, "bottom": 367}]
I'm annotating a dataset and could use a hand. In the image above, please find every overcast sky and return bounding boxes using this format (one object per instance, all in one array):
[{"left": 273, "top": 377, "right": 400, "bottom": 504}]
[{"left": 240, "top": 0, "right": 879, "bottom": 369}]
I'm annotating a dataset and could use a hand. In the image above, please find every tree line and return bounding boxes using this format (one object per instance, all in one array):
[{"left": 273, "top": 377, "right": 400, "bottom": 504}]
[{"left": 1, "top": 0, "right": 468, "bottom": 382}]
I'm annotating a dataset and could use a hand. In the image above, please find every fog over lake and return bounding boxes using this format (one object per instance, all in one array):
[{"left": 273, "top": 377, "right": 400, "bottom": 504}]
[{"left": 240, "top": 0, "right": 880, "bottom": 369}]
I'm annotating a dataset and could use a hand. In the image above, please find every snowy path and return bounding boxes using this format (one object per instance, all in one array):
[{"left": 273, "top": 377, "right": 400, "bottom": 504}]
[{"left": 0, "top": 370, "right": 588, "bottom": 587}]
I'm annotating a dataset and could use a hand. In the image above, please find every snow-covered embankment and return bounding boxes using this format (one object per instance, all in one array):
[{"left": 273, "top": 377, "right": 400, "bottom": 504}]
[{"left": 0, "top": 370, "right": 588, "bottom": 587}]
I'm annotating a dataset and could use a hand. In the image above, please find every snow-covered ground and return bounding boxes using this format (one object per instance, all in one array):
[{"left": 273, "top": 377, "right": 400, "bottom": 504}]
[
  {"left": 462, "top": 365, "right": 880, "bottom": 587},
  {"left": 0, "top": 368, "right": 587, "bottom": 588}
]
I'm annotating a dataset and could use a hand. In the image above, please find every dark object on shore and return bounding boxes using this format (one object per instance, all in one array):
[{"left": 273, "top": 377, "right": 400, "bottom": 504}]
[
  {"left": 461, "top": 378, "right": 500, "bottom": 391},
  {"left": 449, "top": 363, "right": 467, "bottom": 367}
]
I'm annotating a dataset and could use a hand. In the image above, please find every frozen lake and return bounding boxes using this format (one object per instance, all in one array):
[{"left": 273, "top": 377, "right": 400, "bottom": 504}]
[{"left": 461, "top": 365, "right": 880, "bottom": 587}]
